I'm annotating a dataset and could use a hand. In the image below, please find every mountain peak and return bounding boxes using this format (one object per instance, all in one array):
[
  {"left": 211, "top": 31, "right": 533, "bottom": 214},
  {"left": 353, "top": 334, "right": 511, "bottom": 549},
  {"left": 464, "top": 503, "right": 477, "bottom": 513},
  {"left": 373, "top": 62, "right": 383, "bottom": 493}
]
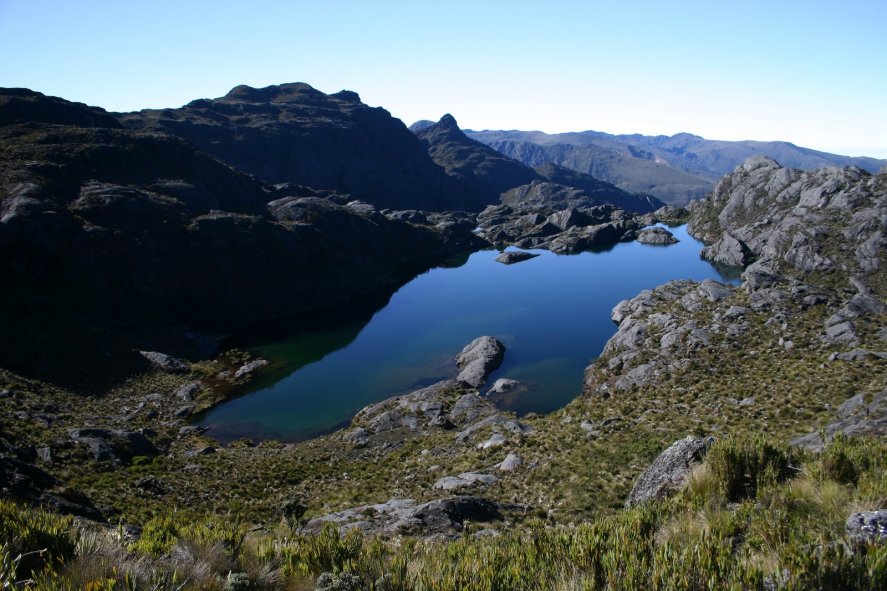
[
  {"left": 438, "top": 113, "right": 459, "bottom": 129},
  {"left": 222, "top": 83, "right": 323, "bottom": 103}
]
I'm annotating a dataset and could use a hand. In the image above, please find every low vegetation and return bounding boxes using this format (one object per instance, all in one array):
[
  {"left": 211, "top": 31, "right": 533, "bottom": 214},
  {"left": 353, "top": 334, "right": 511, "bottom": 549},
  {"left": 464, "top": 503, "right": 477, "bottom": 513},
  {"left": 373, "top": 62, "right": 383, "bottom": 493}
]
[{"left": 1, "top": 435, "right": 884, "bottom": 590}]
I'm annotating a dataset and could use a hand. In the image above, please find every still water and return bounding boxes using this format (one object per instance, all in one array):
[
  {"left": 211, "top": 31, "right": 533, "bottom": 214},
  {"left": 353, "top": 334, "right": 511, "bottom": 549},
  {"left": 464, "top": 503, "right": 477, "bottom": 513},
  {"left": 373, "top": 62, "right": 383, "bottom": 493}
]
[{"left": 198, "top": 225, "right": 738, "bottom": 442}]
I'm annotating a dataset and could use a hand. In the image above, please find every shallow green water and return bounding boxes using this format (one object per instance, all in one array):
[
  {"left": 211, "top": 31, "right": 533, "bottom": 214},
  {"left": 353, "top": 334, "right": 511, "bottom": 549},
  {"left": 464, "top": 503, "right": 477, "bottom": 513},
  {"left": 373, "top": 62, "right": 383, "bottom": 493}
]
[{"left": 198, "top": 225, "right": 739, "bottom": 442}]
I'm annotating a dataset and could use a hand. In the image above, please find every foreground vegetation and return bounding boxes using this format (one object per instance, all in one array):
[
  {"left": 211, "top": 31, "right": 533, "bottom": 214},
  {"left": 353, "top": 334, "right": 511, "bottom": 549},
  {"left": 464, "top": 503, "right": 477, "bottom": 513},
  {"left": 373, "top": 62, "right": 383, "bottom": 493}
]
[{"left": 2, "top": 435, "right": 885, "bottom": 590}]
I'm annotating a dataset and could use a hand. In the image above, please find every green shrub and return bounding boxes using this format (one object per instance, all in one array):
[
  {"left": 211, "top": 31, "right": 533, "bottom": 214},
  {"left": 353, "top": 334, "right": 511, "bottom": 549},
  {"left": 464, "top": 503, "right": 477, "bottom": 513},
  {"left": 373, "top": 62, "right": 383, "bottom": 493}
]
[
  {"left": 706, "top": 436, "right": 797, "bottom": 502},
  {"left": 0, "top": 499, "right": 74, "bottom": 578}
]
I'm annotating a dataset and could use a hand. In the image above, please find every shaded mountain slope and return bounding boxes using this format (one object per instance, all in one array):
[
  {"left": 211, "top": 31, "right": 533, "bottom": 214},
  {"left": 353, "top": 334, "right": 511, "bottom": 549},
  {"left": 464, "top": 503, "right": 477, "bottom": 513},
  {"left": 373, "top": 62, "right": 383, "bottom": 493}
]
[
  {"left": 533, "top": 163, "right": 663, "bottom": 213},
  {"left": 118, "top": 83, "right": 473, "bottom": 211},
  {"left": 415, "top": 114, "right": 541, "bottom": 207},
  {"left": 471, "top": 135, "right": 712, "bottom": 204},
  {"left": 0, "top": 89, "right": 482, "bottom": 386}
]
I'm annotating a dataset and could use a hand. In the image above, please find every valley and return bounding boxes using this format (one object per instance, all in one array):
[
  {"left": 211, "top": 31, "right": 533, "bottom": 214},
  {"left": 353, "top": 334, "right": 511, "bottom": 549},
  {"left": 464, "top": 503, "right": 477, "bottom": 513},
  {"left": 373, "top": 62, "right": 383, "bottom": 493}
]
[{"left": 0, "top": 84, "right": 884, "bottom": 590}]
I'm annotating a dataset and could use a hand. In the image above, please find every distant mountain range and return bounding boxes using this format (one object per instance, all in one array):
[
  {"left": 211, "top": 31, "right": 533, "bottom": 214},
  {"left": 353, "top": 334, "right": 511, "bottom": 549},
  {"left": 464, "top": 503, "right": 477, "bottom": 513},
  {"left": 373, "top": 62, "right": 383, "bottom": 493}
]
[
  {"left": 413, "top": 115, "right": 661, "bottom": 213},
  {"left": 441, "top": 127, "right": 886, "bottom": 205}
]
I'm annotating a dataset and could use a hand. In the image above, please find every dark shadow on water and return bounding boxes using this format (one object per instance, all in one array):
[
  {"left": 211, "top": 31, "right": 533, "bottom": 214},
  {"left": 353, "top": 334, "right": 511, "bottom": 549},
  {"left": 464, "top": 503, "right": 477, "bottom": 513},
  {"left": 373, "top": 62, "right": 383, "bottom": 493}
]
[
  {"left": 705, "top": 259, "right": 746, "bottom": 282},
  {"left": 223, "top": 250, "right": 476, "bottom": 349}
]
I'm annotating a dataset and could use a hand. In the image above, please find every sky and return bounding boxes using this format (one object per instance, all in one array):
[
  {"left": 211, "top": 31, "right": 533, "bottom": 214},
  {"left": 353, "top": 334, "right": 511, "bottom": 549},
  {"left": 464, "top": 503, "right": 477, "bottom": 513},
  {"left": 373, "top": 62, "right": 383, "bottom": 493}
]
[{"left": 1, "top": 0, "right": 885, "bottom": 158}]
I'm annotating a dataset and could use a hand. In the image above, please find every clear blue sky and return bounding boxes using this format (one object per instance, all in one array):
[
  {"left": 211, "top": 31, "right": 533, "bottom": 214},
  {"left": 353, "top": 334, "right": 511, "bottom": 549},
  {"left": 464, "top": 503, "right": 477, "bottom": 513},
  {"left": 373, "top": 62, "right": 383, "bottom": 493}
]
[{"left": 1, "top": 0, "right": 885, "bottom": 157}]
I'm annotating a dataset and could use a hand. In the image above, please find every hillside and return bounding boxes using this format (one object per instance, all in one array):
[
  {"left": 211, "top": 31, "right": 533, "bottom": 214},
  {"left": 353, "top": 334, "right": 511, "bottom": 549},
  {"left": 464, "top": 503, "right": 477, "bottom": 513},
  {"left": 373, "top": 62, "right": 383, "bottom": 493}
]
[
  {"left": 0, "top": 88, "right": 483, "bottom": 387},
  {"left": 465, "top": 128, "right": 886, "bottom": 205},
  {"left": 118, "top": 84, "right": 474, "bottom": 212},
  {"left": 414, "top": 115, "right": 662, "bottom": 213},
  {"left": 415, "top": 115, "right": 541, "bottom": 207},
  {"left": 470, "top": 133, "right": 713, "bottom": 204}
]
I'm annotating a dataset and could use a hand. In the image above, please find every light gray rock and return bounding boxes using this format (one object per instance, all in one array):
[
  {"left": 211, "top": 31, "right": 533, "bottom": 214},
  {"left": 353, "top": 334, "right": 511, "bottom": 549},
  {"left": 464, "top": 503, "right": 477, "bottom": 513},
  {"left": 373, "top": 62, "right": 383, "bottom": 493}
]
[
  {"left": 303, "top": 496, "right": 504, "bottom": 537},
  {"left": 697, "top": 279, "right": 735, "bottom": 302},
  {"left": 625, "top": 436, "right": 714, "bottom": 507},
  {"left": 455, "top": 414, "right": 533, "bottom": 443},
  {"left": 825, "top": 320, "right": 858, "bottom": 344},
  {"left": 477, "top": 433, "right": 506, "bottom": 450},
  {"left": 455, "top": 336, "right": 506, "bottom": 388},
  {"left": 837, "top": 394, "right": 866, "bottom": 418},
  {"left": 433, "top": 472, "right": 499, "bottom": 491},
  {"left": 791, "top": 388, "right": 887, "bottom": 450},
  {"left": 637, "top": 227, "right": 678, "bottom": 245},
  {"left": 68, "top": 428, "right": 159, "bottom": 464},
  {"left": 174, "top": 382, "right": 201, "bottom": 402},
  {"left": 233, "top": 358, "right": 268, "bottom": 379},
  {"left": 450, "top": 393, "right": 495, "bottom": 424},
  {"left": 487, "top": 378, "right": 521, "bottom": 395},
  {"left": 354, "top": 380, "right": 479, "bottom": 434},
  {"left": 343, "top": 428, "right": 369, "bottom": 447},
  {"left": 139, "top": 351, "right": 190, "bottom": 373},
  {"left": 497, "top": 452, "right": 523, "bottom": 472},
  {"left": 701, "top": 232, "right": 753, "bottom": 267}
]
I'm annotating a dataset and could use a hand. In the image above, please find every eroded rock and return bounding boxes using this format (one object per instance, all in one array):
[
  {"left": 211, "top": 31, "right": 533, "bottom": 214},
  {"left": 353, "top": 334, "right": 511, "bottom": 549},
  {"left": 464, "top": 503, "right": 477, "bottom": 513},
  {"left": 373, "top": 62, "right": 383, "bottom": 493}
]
[{"left": 625, "top": 436, "right": 713, "bottom": 507}]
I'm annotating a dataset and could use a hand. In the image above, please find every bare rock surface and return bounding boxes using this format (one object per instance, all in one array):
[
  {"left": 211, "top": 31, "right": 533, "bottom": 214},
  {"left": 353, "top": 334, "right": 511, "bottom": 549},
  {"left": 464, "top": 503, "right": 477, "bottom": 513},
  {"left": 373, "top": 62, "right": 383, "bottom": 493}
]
[
  {"left": 303, "top": 496, "right": 504, "bottom": 536},
  {"left": 791, "top": 388, "right": 887, "bottom": 451},
  {"left": 625, "top": 436, "right": 714, "bottom": 507},
  {"left": 688, "top": 156, "right": 886, "bottom": 294},
  {"left": 433, "top": 472, "right": 499, "bottom": 491},
  {"left": 636, "top": 226, "right": 678, "bottom": 245},
  {"left": 495, "top": 250, "right": 539, "bottom": 265},
  {"left": 456, "top": 336, "right": 506, "bottom": 388}
]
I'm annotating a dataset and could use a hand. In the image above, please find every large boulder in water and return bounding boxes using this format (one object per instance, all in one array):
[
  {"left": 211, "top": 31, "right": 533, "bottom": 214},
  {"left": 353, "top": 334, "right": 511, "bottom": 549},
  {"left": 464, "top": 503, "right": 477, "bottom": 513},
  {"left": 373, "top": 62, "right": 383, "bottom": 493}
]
[{"left": 456, "top": 336, "right": 506, "bottom": 388}]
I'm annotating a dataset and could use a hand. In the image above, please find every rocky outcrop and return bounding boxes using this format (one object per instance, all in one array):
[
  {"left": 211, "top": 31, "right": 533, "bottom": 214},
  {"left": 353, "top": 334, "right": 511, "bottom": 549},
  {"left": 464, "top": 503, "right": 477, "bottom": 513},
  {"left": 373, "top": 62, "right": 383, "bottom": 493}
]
[
  {"left": 636, "top": 227, "right": 678, "bottom": 245},
  {"left": 0, "top": 453, "right": 104, "bottom": 521},
  {"left": 302, "top": 496, "right": 504, "bottom": 536},
  {"left": 139, "top": 351, "right": 190, "bottom": 373},
  {"left": 495, "top": 250, "right": 539, "bottom": 265},
  {"left": 350, "top": 380, "right": 475, "bottom": 435},
  {"left": 791, "top": 388, "right": 887, "bottom": 451},
  {"left": 455, "top": 337, "right": 506, "bottom": 388},
  {"left": 67, "top": 428, "right": 159, "bottom": 464},
  {"left": 586, "top": 279, "right": 739, "bottom": 395},
  {"left": 688, "top": 156, "right": 886, "bottom": 292},
  {"left": 347, "top": 338, "right": 532, "bottom": 453},
  {"left": 433, "top": 472, "right": 499, "bottom": 491},
  {"left": 120, "top": 84, "right": 473, "bottom": 212},
  {"left": 477, "top": 202, "right": 640, "bottom": 254},
  {"left": 497, "top": 452, "right": 523, "bottom": 472},
  {"left": 700, "top": 232, "right": 753, "bottom": 267},
  {"left": 625, "top": 436, "right": 713, "bottom": 507}
]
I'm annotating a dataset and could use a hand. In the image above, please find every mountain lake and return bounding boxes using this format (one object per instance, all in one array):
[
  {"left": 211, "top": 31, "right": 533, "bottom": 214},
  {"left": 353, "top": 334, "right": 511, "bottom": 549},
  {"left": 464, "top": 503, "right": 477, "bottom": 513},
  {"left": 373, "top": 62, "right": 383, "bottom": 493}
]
[{"left": 197, "top": 225, "right": 740, "bottom": 442}]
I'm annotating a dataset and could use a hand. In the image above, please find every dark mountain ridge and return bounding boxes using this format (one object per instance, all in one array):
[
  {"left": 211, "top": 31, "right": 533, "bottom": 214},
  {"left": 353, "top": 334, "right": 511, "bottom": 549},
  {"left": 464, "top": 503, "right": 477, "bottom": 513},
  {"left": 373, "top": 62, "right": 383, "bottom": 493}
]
[
  {"left": 0, "top": 88, "right": 483, "bottom": 386},
  {"left": 415, "top": 114, "right": 542, "bottom": 207},
  {"left": 118, "top": 83, "right": 475, "bottom": 212},
  {"left": 414, "top": 115, "right": 663, "bottom": 213}
]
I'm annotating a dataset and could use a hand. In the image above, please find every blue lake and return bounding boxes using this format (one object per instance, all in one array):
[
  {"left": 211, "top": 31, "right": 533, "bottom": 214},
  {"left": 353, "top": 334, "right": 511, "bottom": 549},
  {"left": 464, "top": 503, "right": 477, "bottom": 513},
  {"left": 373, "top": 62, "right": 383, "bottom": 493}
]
[{"left": 198, "top": 225, "right": 739, "bottom": 442}]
